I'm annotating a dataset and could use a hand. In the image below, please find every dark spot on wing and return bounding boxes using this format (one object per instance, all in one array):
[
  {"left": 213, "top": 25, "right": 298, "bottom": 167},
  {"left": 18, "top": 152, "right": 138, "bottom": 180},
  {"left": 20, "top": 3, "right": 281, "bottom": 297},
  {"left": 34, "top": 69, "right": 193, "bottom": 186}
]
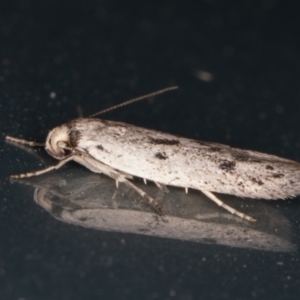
[
  {"left": 250, "top": 177, "right": 264, "bottom": 185},
  {"left": 149, "top": 137, "right": 180, "bottom": 145},
  {"left": 69, "top": 129, "right": 82, "bottom": 147},
  {"left": 249, "top": 159, "right": 262, "bottom": 163},
  {"left": 272, "top": 173, "right": 284, "bottom": 178},
  {"left": 232, "top": 152, "right": 249, "bottom": 162},
  {"left": 101, "top": 119, "right": 109, "bottom": 125},
  {"left": 155, "top": 152, "right": 168, "bottom": 160},
  {"left": 217, "top": 179, "right": 226, "bottom": 186},
  {"left": 195, "top": 141, "right": 211, "bottom": 146},
  {"left": 208, "top": 146, "right": 222, "bottom": 152},
  {"left": 218, "top": 160, "right": 236, "bottom": 172},
  {"left": 232, "top": 151, "right": 261, "bottom": 163},
  {"left": 266, "top": 165, "right": 274, "bottom": 170},
  {"left": 96, "top": 145, "right": 104, "bottom": 151}
]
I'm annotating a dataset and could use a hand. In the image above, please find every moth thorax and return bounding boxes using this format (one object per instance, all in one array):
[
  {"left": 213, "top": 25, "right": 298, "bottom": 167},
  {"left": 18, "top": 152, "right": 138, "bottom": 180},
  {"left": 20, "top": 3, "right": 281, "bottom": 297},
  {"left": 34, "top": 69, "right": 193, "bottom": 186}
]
[{"left": 45, "top": 125, "right": 71, "bottom": 159}]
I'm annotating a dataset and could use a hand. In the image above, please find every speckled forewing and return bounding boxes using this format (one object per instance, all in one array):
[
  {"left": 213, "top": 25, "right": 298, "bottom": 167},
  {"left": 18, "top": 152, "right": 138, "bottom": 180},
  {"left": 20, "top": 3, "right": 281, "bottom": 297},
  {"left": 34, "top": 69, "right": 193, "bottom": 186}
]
[{"left": 67, "top": 118, "right": 300, "bottom": 200}]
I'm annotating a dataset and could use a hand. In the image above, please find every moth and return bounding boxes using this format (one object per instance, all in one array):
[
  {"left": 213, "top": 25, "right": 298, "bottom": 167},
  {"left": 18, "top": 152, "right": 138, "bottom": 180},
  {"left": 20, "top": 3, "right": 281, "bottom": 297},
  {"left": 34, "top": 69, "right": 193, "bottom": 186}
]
[{"left": 6, "top": 86, "right": 300, "bottom": 222}]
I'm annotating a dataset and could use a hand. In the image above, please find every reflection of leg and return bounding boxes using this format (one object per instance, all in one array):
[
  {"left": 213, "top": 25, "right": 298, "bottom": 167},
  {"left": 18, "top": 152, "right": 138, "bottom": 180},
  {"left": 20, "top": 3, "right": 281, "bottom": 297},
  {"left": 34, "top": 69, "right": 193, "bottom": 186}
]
[
  {"left": 201, "top": 190, "right": 256, "bottom": 222},
  {"left": 6, "top": 135, "right": 45, "bottom": 147},
  {"left": 154, "top": 189, "right": 166, "bottom": 203},
  {"left": 123, "top": 179, "right": 163, "bottom": 215},
  {"left": 10, "top": 156, "right": 75, "bottom": 179},
  {"left": 73, "top": 154, "right": 163, "bottom": 215}
]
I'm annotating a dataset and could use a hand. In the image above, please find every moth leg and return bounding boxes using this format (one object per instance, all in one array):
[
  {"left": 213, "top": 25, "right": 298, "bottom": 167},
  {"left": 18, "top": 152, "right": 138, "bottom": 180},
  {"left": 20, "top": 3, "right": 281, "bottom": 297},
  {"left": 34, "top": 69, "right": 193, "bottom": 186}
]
[
  {"left": 154, "top": 182, "right": 169, "bottom": 193},
  {"left": 143, "top": 178, "right": 147, "bottom": 184},
  {"left": 185, "top": 187, "right": 188, "bottom": 194},
  {"left": 10, "top": 155, "right": 76, "bottom": 179},
  {"left": 201, "top": 190, "right": 256, "bottom": 222},
  {"left": 6, "top": 136, "right": 45, "bottom": 147}
]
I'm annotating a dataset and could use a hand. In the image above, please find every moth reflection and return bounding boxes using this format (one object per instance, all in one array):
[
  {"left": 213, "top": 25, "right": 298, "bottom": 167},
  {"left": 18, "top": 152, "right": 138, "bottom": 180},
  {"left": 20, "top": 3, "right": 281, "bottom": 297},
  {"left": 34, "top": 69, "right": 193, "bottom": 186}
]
[{"left": 16, "top": 168, "right": 296, "bottom": 252}]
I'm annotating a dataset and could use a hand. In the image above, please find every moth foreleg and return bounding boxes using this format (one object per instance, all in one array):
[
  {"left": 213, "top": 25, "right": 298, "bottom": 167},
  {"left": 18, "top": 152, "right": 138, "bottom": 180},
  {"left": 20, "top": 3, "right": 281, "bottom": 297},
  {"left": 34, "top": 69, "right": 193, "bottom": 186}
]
[
  {"left": 10, "top": 155, "right": 76, "bottom": 179},
  {"left": 201, "top": 190, "right": 256, "bottom": 222}
]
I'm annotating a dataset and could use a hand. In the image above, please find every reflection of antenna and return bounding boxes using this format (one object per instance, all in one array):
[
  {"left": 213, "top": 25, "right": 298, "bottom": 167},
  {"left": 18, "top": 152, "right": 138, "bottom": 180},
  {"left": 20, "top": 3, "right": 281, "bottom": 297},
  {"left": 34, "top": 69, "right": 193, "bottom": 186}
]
[{"left": 89, "top": 86, "right": 179, "bottom": 118}]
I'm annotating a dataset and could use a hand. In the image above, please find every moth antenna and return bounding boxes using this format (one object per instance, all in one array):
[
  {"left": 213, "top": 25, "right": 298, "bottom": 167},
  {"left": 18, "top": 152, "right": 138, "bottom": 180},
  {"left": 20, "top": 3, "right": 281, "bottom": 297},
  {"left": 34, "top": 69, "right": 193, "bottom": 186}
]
[{"left": 89, "top": 86, "right": 179, "bottom": 118}]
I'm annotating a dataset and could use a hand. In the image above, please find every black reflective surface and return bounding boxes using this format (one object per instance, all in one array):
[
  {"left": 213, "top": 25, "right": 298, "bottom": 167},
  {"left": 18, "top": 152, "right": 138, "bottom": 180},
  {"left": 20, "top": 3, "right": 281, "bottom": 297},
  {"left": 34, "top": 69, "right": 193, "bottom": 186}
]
[{"left": 1, "top": 1, "right": 300, "bottom": 299}]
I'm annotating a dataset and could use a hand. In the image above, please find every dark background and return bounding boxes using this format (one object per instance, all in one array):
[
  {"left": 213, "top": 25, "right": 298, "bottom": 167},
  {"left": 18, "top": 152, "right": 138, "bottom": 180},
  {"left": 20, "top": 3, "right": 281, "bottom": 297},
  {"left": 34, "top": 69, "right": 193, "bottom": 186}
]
[{"left": 1, "top": 0, "right": 300, "bottom": 299}]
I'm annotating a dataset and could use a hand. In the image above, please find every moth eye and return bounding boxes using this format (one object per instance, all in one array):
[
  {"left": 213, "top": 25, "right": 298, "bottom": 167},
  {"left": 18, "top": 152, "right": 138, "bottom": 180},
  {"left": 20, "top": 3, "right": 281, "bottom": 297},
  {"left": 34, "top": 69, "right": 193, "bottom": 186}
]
[{"left": 62, "top": 148, "right": 72, "bottom": 156}]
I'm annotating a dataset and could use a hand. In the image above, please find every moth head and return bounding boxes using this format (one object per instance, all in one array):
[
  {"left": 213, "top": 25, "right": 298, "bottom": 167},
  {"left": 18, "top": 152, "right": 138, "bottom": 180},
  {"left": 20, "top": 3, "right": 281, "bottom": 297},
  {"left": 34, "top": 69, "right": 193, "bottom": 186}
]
[{"left": 45, "top": 125, "right": 72, "bottom": 159}]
